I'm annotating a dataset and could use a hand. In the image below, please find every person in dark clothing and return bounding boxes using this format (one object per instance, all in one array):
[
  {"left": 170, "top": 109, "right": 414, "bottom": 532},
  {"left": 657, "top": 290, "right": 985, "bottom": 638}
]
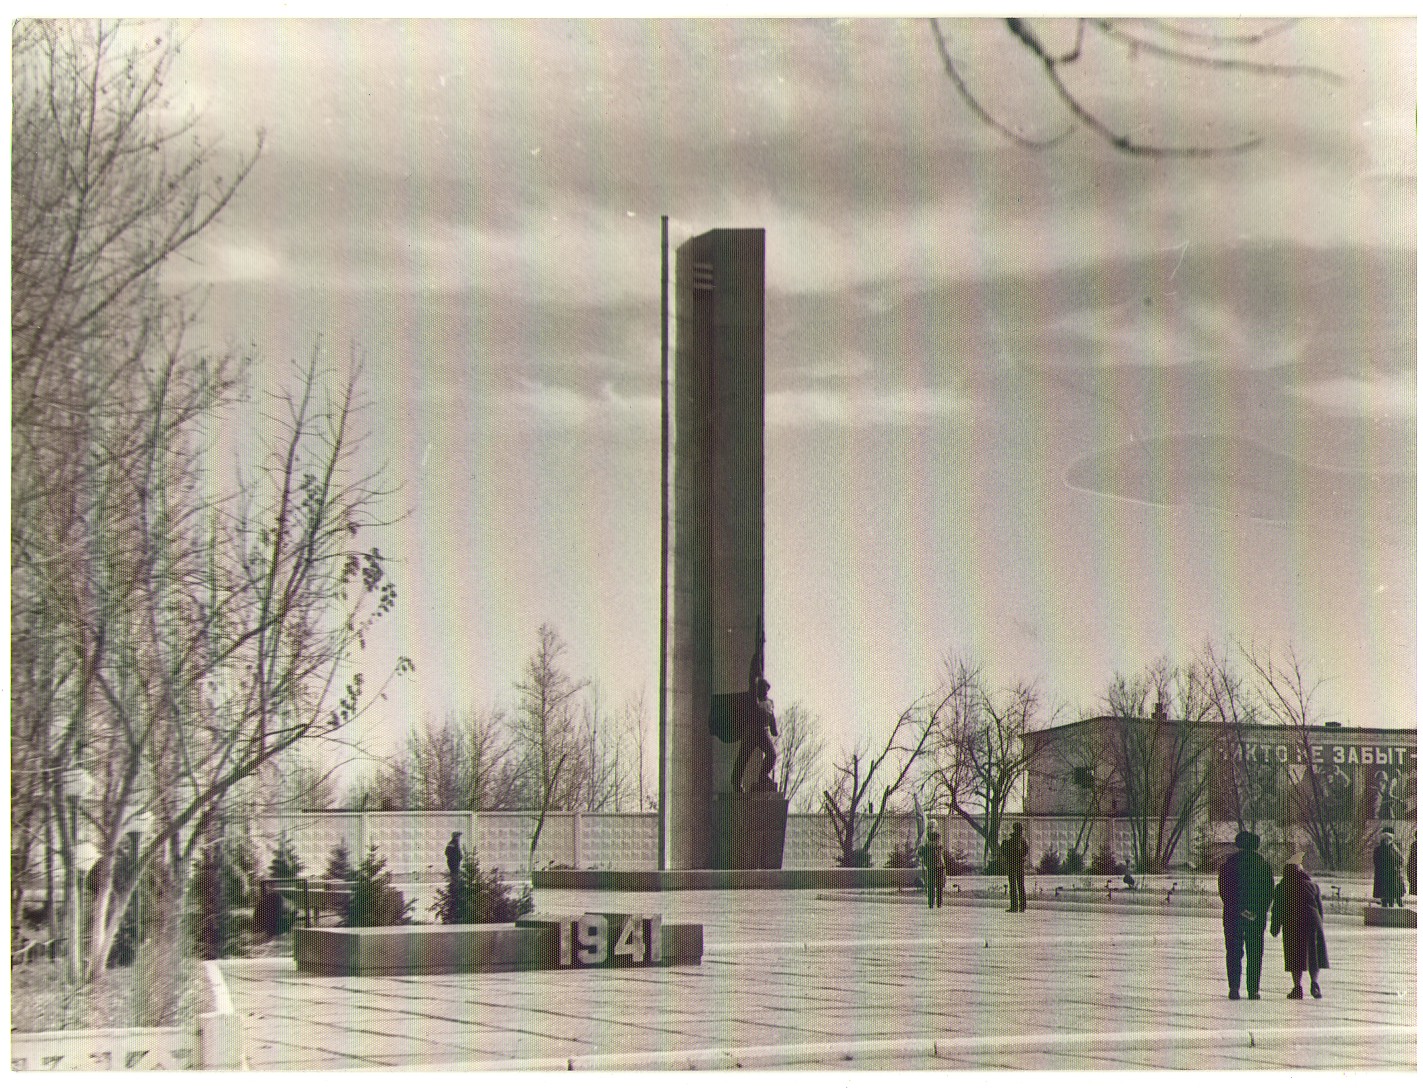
[
  {"left": 918, "top": 821, "right": 948, "bottom": 909},
  {"left": 1217, "top": 829, "right": 1275, "bottom": 1000},
  {"left": 1409, "top": 835, "right": 1417, "bottom": 898},
  {"left": 1004, "top": 823, "right": 1029, "bottom": 913},
  {"left": 1372, "top": 828, "right": 1406, "bottom": 907},
  {"left": 445, "top": 832, "right": 463, "bottom": 881},
  {"left": 1270, "top": 852, "right": 1329, "bottom": 999}
]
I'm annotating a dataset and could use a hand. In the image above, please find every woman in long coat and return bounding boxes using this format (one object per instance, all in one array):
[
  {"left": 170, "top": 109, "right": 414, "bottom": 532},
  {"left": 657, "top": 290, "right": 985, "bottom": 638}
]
[
  {"left": 1269, "top": 852, "right": 1329, "bottom": 999},
  {"left": 1372, "top": 829, "right": 1405, "bottom": 907}
]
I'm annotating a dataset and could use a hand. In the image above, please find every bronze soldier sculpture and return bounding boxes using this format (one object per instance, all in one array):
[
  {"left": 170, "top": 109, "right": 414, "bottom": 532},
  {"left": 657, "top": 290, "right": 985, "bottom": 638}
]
[
  {"left": 709, "top": 615, "right": 781, "bottom": 795},
  {"left": 732, "top": 618, "right": 778, "bottom": 793}
]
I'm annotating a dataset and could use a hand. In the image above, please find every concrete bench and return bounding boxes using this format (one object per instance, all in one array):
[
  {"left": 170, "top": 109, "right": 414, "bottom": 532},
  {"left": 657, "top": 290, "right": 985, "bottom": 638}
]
[
  {"left": 294, "top": 912, "right": 702, "bottom": 976},
  {"left": 1362, "top": 905, "right": 1417, "bottom": 927},
  {"left": 258, "top": 879, "right": 354, "bottom": 929}
]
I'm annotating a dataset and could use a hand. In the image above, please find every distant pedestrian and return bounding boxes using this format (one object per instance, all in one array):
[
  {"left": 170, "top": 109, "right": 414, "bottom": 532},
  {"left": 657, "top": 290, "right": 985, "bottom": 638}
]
[
  {"left": 1004, "top": 823, "right": 1029, "bottom": 913},
  {"left": 1372, "top": 828, "right": 1405, "bottom": 908},
  {"left": 919, "top": 821, "right": 948, "bottom": 909},
  {"left": 1217, "top": 829, "right": 1274, "bottom": 1000},
  {"left": 1270, "top": 851, "right": 1329, "bottom": 1000},
  {"left": 445, "top": 832, "right": 463, "bottom": 882}
]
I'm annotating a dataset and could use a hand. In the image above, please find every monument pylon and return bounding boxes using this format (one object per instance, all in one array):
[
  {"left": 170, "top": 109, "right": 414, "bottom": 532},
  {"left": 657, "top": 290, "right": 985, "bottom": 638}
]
[{"left": 660, "top": 226, "right": 789, "bottom": 872}]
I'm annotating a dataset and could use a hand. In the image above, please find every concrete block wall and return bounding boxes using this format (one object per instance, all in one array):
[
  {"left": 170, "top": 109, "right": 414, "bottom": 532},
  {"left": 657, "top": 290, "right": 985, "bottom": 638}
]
[{"left": 252, "top": 811, "right": 1145, "bottom": 878}]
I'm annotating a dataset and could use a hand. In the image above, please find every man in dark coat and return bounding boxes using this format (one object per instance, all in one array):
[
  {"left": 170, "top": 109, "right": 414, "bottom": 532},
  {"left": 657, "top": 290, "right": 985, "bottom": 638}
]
[
  {"left": 1270, "top": 852, "right": 1329, "bottom": 999},
  {"left": 1372, "top": 828, "right": 1405, "bottom": 907},
  {"left": 1217, "top": 829, "right": 1274, "bottom": 1000},
  {"left": 1004, "top": 823, "right": 1029, "bottom": 913},
  {"left": 445, "top": 832, "right": 463, "bottom": 882},
  {"left": 918, "top": 821, "right": 948, "bottom": 909}
]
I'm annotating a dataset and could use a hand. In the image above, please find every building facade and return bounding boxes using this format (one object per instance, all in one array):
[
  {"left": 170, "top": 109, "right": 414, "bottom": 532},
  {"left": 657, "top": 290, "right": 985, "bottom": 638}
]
[{"left": 1025, "top": 716, "right": 1416, "bottom": 871}]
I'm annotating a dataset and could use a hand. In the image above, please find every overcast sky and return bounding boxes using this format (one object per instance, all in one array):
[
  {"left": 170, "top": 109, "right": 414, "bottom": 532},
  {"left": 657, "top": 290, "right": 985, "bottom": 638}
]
[{"left": 157, "top": 16, "right": 1415, "bottom": 779}]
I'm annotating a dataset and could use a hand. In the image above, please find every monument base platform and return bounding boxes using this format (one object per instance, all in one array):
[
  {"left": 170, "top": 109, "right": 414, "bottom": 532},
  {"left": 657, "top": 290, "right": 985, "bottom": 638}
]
[
  {"left": 711, "top": 791, "right": 789, "bottom": 869},
  {"left": 532, "top": 867, "right": 920, "bottom": 891},
  {"left": 1362, "top": 905, "right": 1417, "bottom": 928}
]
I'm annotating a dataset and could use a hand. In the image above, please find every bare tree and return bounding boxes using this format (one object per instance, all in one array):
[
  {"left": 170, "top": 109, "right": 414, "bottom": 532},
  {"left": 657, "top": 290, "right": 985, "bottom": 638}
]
[
  {"left": 6, "top": 20, "right": 353, "bottom": 980},
  {"left": 1197, "top": 640, "right": 1273, "bottom": 835},
  {"left": 406, "top": 718, "right": 470, "bottom": 811},
  {"left": 922, "top": 657, "right": 1059, "bottom": 865},
  {"left": 775, "top": 702, "right": 825, "bottom": 813},
  {"left": 618, "top": 690, "right": 656, "bottom": 812},
  {"left": 1099, "top": 657, "right": 1220, "bottom": 872},
  {"left": 87, "top": 356, "right": 408, "bottom": 975},
  {"left": 931, "top": 17, "right": 1342, "bottom": 158},
  {"left": 11, "top": 18, "right": 260, "bottom": 976},
  {"left": 345, "top": 760, "right": 413, "bottom": 812},
  {"left": 578, "top": 684, "right": 631, "bottom": 812},
  {"left": 256, "top": 749, "right": 342, "bottom": 812},
  {"left": 404, "top": 708, "right": 517, "bottom": 811},
  {"left": 1238, "top": 642, "right": 1359, "bottom": 870},
  {"left": 512, "top": 624, "right": 588, "bottom": 864},
  {"left": 822, "top": 691, "right": 948, "bottom": 867}
]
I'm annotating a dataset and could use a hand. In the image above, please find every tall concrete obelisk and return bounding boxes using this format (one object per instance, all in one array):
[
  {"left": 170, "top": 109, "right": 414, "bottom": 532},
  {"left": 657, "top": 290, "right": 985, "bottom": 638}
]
[{"left": 661, "top": 227, "right": 787, "bottom": 872}]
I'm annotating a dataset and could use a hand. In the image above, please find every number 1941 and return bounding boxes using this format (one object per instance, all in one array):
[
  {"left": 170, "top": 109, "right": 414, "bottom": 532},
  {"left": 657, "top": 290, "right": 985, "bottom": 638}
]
[{"left": 557, "top": 913, "right": 662, "bottom": 967}]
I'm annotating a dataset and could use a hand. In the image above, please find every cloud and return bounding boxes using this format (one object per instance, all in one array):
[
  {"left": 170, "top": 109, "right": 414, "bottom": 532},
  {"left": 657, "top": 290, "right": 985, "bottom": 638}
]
[
  {"left": 767, "top": 385, "right": 970, "bottom": 428},
  {"left": 501, "top": 376, "right": 660, "bottom": 428},
  {"left": 1292, "top": 372, "right": 1417, "bottom": 418},
  {"left": 165, "top": 235, "right": 285, "bottom": 286}
]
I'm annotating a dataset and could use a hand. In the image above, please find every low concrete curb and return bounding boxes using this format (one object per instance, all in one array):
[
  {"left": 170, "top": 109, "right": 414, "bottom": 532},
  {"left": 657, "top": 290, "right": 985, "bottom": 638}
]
[
  {"left": 433, "top": 1022, "right": 1418, "bottom": 1072},
  {"left": 198, "top": 961, "right": 244, "bottom": 1070}
]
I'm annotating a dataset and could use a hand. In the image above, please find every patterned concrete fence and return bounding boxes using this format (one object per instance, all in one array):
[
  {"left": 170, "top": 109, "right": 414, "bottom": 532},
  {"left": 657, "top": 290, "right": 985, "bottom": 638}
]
[{"left": 249, "top": 810, "right": 1139, "bottom": 880}]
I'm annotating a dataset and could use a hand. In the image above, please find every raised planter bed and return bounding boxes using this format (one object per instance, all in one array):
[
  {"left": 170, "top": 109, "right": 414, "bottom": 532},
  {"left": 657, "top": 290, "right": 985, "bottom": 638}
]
[{"left": 10, "top": 962, "right": 241, "bottom": 1072}]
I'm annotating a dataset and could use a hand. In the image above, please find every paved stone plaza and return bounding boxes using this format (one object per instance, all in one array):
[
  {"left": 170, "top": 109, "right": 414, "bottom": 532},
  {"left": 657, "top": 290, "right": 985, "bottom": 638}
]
[{"left": 219, "top": 888, "right": 1416, "bottom": 1071}]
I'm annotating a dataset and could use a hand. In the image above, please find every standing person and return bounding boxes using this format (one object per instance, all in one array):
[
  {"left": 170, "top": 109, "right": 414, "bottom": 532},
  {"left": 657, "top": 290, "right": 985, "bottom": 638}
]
[
  {"left": 1217, "top": 829, "right": 1275, "bottom": 1000},
  {"left": 1372, "top": 828, "right": 1405, "bottom": 908},
  {"left": 918, "top": 820, "right": 948, "bottom": 909},
  {"left": 1270, "top": 851, "right": 1329, "bottom": 1000},
  {"left": 1408, "top": 834, "right": 1417, "bottom": 898},
  {"left": 445, "top": 832, "right": 463, "bottom": 882},
  {"left": 1004, "top": 823, "right": 1029, "bottom": 913}
]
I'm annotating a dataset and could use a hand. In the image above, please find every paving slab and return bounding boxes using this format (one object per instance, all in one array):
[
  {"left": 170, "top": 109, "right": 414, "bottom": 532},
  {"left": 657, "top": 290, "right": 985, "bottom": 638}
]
[{"left": 218, "top": 887, "right": 1416, "bottom": 1071}]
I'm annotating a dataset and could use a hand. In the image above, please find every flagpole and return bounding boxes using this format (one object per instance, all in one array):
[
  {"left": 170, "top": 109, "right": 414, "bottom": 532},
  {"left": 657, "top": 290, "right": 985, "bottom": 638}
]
[{"left": 658, "top": 214, "right": 670, "bottom": 871}]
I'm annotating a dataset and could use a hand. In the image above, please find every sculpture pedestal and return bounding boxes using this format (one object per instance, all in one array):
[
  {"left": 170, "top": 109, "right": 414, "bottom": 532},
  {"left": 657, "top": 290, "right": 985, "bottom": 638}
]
[{"left": 710, "top": 792, "right": 788, "bottom": 870}]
